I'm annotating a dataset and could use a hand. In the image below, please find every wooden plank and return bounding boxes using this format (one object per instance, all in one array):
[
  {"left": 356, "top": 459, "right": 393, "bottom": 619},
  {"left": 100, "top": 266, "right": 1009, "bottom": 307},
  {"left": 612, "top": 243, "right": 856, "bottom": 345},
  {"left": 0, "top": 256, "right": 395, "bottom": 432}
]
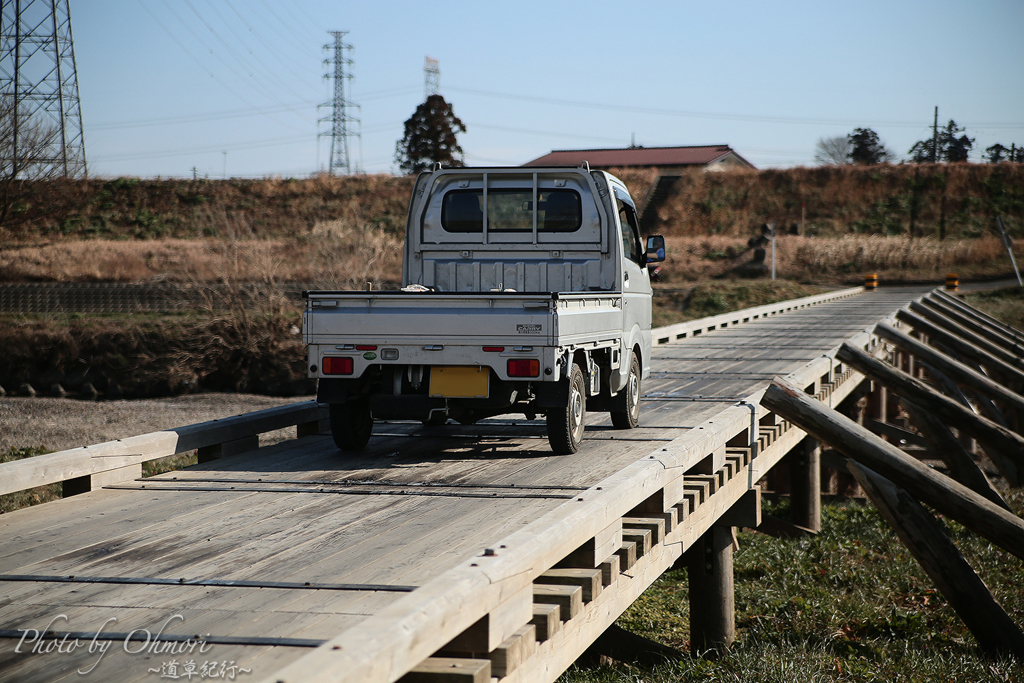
[
  {"left": 530, "top": 603, "right": 561, "bottom": 643},
  {"left": 622, "top": 529, "right": 652, "bottom": 558},
  {"left": 762, "top": 377, "right": 1024, "bottom": 561},
  {"left": 398, "top": 657, "right": 490, "bottom": 683},
  {"left": 0, "top": 402, "right": 328, "bottom": 496},
  {"left": 597, "top": 553, "right": 620, "bottom": 587},
  {"left": 535, "top": 568, "right": 602, "bottom": 603},
  {"left": 489, "top": 624, "right": 537, "bottom": 678},
  {"left": 622, "top": 517, "right": 666, "bottom": 545},
  {"left": 615, "top": 540, "right": 638, "bottom": 571},
  {"left": 848, "top": 461, "right": 1024, "bottom": 658},
  {"left": 442, "top": 585, "right": 533, "bottom": 653},
  {"left": 532, "top": 584, "right": 583, "bottom": 622}
]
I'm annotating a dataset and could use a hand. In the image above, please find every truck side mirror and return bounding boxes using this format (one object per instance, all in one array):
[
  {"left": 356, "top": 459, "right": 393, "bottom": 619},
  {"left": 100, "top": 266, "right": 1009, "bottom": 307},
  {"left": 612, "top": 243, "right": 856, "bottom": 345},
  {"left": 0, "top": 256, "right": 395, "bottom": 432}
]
[{"left": 645, "top": 235, "right": 666, "bottom": 264}]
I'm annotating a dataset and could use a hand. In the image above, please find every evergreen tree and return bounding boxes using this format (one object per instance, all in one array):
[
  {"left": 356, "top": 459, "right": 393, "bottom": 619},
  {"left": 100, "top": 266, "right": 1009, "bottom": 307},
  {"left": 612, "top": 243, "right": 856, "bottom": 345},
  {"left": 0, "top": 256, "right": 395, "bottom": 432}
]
[
  {"left": 848, "top": 128, "right": 895, "bottom": 164},
  {"left": 908, "top": 120, "right": 974, "bottom": 163},
  {"left": 394, "top": 95, "right": 467, "bottom": 175}
]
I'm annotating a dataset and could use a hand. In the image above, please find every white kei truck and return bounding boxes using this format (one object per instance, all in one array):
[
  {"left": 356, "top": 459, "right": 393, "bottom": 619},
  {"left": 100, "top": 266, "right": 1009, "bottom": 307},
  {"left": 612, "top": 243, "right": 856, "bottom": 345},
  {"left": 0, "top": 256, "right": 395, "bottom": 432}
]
[{"left": 303, "top": 164, "right": 665, "bottom": 454}]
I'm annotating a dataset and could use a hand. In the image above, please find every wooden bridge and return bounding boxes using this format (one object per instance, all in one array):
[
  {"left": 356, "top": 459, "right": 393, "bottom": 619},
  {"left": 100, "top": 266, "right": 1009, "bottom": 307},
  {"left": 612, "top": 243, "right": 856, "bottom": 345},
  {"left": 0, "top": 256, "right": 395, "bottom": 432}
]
[{"left": 4, "top": 283, "right": 1008, "bottom": 682}]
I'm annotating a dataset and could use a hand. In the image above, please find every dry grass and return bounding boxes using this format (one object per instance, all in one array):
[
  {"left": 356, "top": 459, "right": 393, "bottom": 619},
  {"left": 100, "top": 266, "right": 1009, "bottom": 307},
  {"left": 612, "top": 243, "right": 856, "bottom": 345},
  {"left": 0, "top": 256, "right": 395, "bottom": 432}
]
[
  {"left": 2, "top": 233, "right": 1017, "bottom": 288},
  {"left": 659, "top": 234, "right": 1020, "bottom": 284},
  {"left": 648, "top": 163, "right": 1024, "bottom": 239},
  {"left": 0, "top": 226, "right": 405, "bottom": 287}
]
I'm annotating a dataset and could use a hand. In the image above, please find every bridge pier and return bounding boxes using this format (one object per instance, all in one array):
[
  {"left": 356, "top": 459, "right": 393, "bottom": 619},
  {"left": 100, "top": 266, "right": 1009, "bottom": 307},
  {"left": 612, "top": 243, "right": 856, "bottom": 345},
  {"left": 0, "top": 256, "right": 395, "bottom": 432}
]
[
  {"left": 789, "top": 437, "right": 821, "bottom": 532},
  {"left": 687, "top": 525, "right": 735, "bottom": 654}
]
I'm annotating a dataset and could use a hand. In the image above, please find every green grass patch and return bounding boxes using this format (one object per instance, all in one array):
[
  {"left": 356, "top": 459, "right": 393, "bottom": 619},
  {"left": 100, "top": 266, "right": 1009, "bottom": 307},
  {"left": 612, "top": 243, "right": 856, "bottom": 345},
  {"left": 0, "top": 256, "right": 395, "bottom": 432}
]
[
  {"left": 652, "top": 280, "right": 831, "bottom": 328},
  {"left": 963, "top": 286, "right": 1024, "bottom": 332},
  {"left": 559, "top": 494, "right": 1024, "bottom": 682}
]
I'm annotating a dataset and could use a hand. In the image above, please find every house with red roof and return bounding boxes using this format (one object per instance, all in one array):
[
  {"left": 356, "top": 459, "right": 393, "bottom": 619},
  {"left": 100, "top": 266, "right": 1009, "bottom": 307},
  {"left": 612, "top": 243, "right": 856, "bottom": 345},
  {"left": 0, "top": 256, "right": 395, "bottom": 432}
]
[{"left": 523, "top": 145, "right": 755, "bottom": 172}]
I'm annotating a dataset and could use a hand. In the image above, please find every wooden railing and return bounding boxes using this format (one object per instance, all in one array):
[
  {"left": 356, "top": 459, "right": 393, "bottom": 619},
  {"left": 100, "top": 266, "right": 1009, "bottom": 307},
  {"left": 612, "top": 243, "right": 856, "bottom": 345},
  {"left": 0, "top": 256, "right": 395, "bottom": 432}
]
[{"left": 0, "top": 402, "right": 328, "bottom": 497}]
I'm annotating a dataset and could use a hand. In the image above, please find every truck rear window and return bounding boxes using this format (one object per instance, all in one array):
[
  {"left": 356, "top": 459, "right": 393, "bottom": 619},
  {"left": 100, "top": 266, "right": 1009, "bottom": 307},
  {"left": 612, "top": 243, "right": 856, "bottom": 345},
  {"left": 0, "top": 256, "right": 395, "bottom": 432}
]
[{"left": 442, "top": 189, "right": 581, "bottom": 233}]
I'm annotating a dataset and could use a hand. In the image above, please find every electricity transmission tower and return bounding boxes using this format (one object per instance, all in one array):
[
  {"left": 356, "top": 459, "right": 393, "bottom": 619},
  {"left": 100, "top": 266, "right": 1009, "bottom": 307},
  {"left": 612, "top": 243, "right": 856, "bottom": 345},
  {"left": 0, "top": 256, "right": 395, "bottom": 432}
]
[
  {"left": 424, "top": 56, "right": 439, "bottom": 98},
  {"left": 319, "top": 31, "right": 359, "bottom": 175},
  {"left": 0, "top": 0, "right": 87, "bottom": 177}
]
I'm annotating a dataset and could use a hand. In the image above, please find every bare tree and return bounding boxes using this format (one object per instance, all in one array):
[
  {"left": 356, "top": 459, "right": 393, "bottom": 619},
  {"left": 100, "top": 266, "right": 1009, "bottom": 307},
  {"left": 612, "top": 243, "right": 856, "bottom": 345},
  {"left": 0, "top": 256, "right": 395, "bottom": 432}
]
[
  {"left": 0, "top": 96, "right": 72, "bottom": 232},
  {"left": 814, "top": 135, "right": 852, "bottom": 165}
]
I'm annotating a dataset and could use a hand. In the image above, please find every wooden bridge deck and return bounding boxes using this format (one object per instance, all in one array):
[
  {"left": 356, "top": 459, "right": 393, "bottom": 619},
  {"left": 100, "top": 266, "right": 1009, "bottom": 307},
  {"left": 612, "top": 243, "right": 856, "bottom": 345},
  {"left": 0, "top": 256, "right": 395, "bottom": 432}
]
[{"left": 0, "top": 286, "right": 932, "bottom": 682}]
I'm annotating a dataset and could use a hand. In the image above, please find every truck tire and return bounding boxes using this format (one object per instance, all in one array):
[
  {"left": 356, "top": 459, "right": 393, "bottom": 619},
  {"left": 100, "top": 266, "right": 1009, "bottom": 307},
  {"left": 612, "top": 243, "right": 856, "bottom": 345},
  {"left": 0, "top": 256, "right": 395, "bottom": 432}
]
[
  {"left": 329, "top": 402, "right": 373, "bottom": 451},
  {"left": 610, "top": 351, "right": 641, "bottom": 429},
  {"left": 546, "top": 363, "right": 586, "bottom": 454}
]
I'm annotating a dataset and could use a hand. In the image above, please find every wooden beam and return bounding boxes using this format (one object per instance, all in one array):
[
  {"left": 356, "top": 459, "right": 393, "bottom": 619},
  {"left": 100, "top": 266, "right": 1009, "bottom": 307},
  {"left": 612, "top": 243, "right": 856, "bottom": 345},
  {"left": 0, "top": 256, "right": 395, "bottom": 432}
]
[
  {"left": 895, "top": 308, "right": 1024, "bottom": 387},
  {"left": 761, "top": 377, "right": 1024, "bottom": 561},
  {"left": 899, "top": 399, "right": 1011, "bottom": 510},
  {"left": 874, "top": 322, "right": 1024, "bottom": 415},
  {"left": 847, "top": 461, "right": 1024, "bottom": 659},
  {"left": 932, "top": 290, "right": 1024, "bottom": 344},
  {"left": 398, "top": 657, "right": 491, "bottom": 683},
  {"left": 835, "top": 342, "right": 1024, "bottom": 479},
  {"left": 0, "top": 401, "right": 329, "bottom": 496},
  {"left": 923, "top": 294, "right": 1024, "bottom": 355},
  {"left": 907, "top": 301, "right": 1024, "bottom": 371},
  {"left": 866, "top": 418, "right": 929, "bottom": 449}
]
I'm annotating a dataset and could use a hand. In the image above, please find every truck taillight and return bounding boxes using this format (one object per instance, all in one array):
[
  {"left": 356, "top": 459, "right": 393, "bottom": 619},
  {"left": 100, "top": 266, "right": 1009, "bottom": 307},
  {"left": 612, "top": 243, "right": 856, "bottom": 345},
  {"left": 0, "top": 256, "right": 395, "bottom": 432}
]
[
  {"left": 355, "top": 345, "right": 377, "bottom": 351},
  {"left": 322, "top": 357, "right": 354, "bottom": 375},
  {"left": 507, "top": 359, "right": 539, "bottom": 377}
]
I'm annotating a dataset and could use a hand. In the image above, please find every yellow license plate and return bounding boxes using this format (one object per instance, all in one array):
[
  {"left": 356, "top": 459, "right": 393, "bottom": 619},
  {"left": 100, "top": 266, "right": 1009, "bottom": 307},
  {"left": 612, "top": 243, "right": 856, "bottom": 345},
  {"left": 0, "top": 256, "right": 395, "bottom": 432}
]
[{"left": 429, "top": 366, "right": 489, "bottom": 398}]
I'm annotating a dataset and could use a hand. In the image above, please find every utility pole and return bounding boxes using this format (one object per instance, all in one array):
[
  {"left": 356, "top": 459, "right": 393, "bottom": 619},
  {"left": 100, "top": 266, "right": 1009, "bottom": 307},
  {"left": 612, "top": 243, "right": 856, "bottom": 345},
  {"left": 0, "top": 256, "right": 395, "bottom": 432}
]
[
  {"left": 931, "top": 106, "right": 939, "bottom": 164},
  {"left": 319, "top": 31, "right": 359, "bottom": 175},
  {"left": 424, "top": 56, "right": 440, "bottom": 98},
  {"left": 0, "top": 0, "right": 87, "bottom": 177}
]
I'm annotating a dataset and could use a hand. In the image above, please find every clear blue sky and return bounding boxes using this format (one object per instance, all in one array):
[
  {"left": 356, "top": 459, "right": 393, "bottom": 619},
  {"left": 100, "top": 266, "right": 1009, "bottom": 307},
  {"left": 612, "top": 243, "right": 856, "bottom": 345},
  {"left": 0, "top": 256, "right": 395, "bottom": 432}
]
[{"left": 72, "top": 0, "right": 1024, "bottom": 178}]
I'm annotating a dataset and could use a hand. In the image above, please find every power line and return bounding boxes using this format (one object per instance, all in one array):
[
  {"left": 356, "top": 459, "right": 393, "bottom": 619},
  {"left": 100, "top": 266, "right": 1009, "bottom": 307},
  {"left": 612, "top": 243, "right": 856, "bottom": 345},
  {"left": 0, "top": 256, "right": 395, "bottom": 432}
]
[{"left": 446, "top": 85, "right": 1024, "bottom": 130}]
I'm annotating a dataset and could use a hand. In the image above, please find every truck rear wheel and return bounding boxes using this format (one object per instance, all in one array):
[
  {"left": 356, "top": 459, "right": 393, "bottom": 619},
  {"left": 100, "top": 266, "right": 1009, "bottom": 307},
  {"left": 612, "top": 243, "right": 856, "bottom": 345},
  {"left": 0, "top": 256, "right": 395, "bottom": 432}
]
[
  {"left": 329, "top": 402, "right": 373, "bottom": 451},
  {"left": 610, "top": 351, "right": 641, "bottom": 429},
  {"left": 546, "top": 363, "right": 586, "bottom": 454}
]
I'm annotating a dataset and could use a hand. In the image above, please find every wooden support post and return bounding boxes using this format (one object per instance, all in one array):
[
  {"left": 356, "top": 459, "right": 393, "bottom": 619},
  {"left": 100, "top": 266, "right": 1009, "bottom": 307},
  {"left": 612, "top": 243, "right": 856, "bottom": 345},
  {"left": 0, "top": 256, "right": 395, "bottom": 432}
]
[
  {"left": 687, "top": 525, "right": 735, "bottom": 654},
  {"left": 197, "top": 435, "right": 259, "bottom": 463},
  {"left": 789, "top": 437, "right": 822, "bottom": 532},
  {"left": 762, "top": 377, "right": 1024, "bottom": 561},
  {"left": 896, "top": 308, "right": 1024, "bottom": 388},
  {"left": 835, "top": 342, "right": 1024, "bottom": 484},
  {"left": 900, "top": 399, "right": 1010, "bottom": 511},
  {"left": 848, "top": 461, "right": 1024, "bottom": 659},
  {"left": 297, "top": 418, "right": 328, "bottom": 438},
  {"left": 875, "top": 322, "right": 1024, "bottom": 416},
  {"left": 63, "top": 464, "right": 142, "bottom": 497}
]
